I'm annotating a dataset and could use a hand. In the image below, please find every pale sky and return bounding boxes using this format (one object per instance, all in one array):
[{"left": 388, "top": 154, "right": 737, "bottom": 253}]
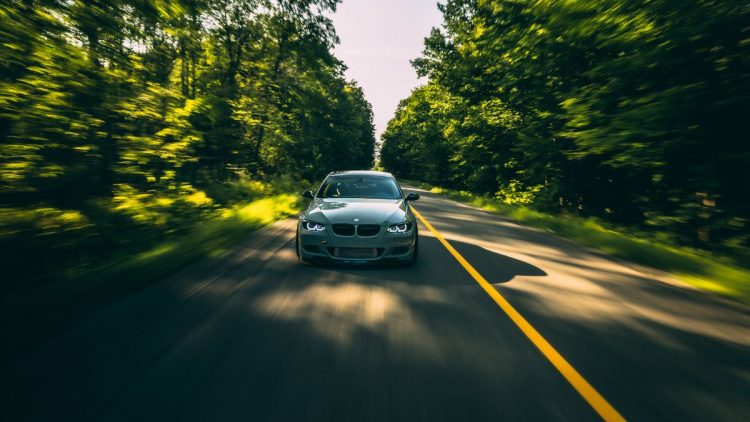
[{"left": 331, "top": 0, "right": 444, "bottom": 140}]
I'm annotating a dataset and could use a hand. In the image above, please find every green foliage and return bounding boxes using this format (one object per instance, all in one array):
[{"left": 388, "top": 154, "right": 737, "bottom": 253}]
[
  {"left": 0, "top": 1, "right": 375, "bottom": 291},
  {"left": 414, "top": 181, "right": 750, "bottom": 305},
  {"left": 1, "top": 186, "right": 304, "bottom": 359},
  {"left": 382, "top": 0, "right": 750, "bottom": 260}
]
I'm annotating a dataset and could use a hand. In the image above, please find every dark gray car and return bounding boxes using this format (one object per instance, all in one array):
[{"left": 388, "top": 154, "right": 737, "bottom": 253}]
[{"left": 296, "top": 171, "right": 419, "bottom": 265}]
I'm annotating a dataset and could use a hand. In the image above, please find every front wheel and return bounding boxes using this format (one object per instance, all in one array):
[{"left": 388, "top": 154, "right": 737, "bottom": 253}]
[
  {"left": 296, "top": 225, "right": 314, "bottom": 264},
  {"left": 405, "top": 233, "right": 419, "bottom": 266},
  {"left": 295, "top": 225, "right": 301, "bottom": 259}
]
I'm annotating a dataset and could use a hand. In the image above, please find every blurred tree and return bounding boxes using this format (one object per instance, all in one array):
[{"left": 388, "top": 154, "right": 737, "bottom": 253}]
[
  {"left": 0, "top": 0, "right": 375, "bottom": 284},
  {"left": 382, "top": 0, "right": 750, "bottom": 254}
]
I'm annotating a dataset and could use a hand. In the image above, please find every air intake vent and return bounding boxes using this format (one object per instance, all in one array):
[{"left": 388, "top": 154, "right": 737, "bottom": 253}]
[
  {"left": 332, "top": 224, "right": 355, "bottom": 236},
  {"left": 391, "top": 247, "right": 410, "bottom": 255},
  {"left": 356, "top": 224, "right": 380, "bottom": 237}
]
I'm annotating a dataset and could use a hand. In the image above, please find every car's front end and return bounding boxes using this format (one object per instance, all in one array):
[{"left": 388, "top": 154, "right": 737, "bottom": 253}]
[
  {"left": 298, "top": 208, "right": 417, "bottom": 264},
  {"left": 296, "top": 171, "right": 419, "bottom": 265}
]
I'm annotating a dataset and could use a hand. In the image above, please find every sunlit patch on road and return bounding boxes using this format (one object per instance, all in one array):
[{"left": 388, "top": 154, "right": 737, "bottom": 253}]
[{"left": 249, "top": 277, "right": 450, "bottom": 354}]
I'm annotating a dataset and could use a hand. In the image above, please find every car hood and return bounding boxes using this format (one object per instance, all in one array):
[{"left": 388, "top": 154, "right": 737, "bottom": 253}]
[{"left": 304, "top": 198, "right": 408, "bottom": 225}]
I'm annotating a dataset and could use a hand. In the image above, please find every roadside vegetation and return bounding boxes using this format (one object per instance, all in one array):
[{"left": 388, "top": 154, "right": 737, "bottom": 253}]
[
  {"left": 1, "top": 0, "right": 375, "bottom": 288},
  {"left": 382, "top": 0, "right": 749, "bottom": 302},
  {"left": 1, "top": 177, "right": 306, "bottom": 360},
  {"left": 407, "top": 180, "right": 750, "bottom": 305},
  {"left": 0, "top": 0, "right": 374, "bottom": 352}
]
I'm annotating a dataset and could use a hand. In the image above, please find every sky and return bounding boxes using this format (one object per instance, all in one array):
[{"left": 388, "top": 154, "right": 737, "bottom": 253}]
[{"left": 330, "top": 0, "right": 444, "bottom": 140}]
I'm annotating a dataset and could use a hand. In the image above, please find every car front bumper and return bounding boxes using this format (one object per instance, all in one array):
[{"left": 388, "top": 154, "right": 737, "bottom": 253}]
[{"left": 298, "top": 222, "right": 417, "bottom": 263}]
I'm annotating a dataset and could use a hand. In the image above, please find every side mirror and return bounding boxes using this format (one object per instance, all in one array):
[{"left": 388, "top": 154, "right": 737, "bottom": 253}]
[
  {"left": 405, "top": 192, "right": 420, "bottom": 201},
  {"left": 302, "top": 190, "right": 314, "bottom": 199}
]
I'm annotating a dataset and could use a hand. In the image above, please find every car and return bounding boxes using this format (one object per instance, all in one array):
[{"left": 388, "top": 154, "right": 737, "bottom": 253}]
[{"left": 295, "top": 170, "right": 420, "bottom": 265}]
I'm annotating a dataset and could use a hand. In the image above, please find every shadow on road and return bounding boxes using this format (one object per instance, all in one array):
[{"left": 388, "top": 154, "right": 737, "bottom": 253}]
[
  {"left": 5, "top": 216, "right": 750, "bottom": 421},
  {"left": 317, "top": 235, "right": 546, "bottom": 285}
]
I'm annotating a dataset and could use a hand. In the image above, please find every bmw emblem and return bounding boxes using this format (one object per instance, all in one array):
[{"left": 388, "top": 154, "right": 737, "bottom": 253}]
[{"left": 353, "top": 218, "right": 360, "bottom": 223}]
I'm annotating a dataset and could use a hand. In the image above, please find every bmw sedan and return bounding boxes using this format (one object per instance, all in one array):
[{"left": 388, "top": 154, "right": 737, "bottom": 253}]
[{"left": 295, "top": 171, "right": 420, "bottom": 265}]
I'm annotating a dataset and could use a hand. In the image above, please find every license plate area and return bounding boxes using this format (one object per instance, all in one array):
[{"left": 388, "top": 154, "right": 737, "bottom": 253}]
[{"left": 334, "top": 247, "right": 377, "bottom": 259}]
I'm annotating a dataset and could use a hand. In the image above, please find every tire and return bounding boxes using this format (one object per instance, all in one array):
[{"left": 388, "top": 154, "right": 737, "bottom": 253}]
[
  {"left": 405, "top": 232, "right": 419, "bottom": 266},
  {"left": 296, "top": 225, "right": 315, "bottom": 264},
  {"left": 295, "top": 225, "right": 301, "bottom": 259}
]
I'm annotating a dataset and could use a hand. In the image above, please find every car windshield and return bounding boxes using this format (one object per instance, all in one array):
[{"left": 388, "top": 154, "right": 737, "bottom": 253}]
[{"left": 317, "top": 176, "right": 402, "bottom": 200}]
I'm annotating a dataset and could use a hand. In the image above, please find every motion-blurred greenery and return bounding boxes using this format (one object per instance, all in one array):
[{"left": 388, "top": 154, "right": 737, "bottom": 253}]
[
  {"left": 0, "top": 176, "right": 306, "bottom": 360},
  {"left": 1, "top": 176, "right": 300, "bottom": 291},
  {"left": 0, "top": 1, "right": 377, "bottom": 355},
  {"left": 382, "top": 0, "right": 750, "bottom": 268},
  {"left": 0, "top": 0, "right": 374, "bottom": 295},
  {"left": 407, "top": 180, "right": 750, "bottom": 305}
]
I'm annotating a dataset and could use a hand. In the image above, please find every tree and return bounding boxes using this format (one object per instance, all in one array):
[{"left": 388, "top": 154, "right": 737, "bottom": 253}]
[{"left": 382, "top": 0, "right": 750, "bottom": 254}]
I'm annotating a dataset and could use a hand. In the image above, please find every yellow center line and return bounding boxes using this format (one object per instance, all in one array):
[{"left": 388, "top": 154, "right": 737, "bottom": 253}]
[{"left": 411, "top": 206, "right": 626, "bottom": 422}]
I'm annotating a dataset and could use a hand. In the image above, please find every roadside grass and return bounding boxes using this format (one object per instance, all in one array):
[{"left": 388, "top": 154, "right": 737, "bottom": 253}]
[
  {"left": 1, "top": 185, "right": 304, "bottom": 359},
  {"left": 57, "top": 193, "right": 302, "bottom": 298},
  {"left": 403, "top": 180, "right": 750, "bottom": 305}
]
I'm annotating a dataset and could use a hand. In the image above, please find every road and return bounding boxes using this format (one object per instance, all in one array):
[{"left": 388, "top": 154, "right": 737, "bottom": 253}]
[{"left": 4, "top": 187, "right": 750, "bottom": 421}]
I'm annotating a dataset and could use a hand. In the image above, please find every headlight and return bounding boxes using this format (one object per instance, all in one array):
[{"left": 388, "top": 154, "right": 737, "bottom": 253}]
[
  {"left": 387, "top": 222, "right": 413, "bottom": 233},
  {"left": 302, "top": 221, "right": 326, "bottom": 231}
]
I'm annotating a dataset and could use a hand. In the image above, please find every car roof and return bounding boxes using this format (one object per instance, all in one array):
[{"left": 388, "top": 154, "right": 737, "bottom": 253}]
[{"left": 328, "top": 170, "right": 394, "bottom": 178}]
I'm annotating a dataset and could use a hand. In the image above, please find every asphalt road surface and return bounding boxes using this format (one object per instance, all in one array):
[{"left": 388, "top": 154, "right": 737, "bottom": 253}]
[{"left": 4, "top": 187, "right": 750, "bottom": 421}]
